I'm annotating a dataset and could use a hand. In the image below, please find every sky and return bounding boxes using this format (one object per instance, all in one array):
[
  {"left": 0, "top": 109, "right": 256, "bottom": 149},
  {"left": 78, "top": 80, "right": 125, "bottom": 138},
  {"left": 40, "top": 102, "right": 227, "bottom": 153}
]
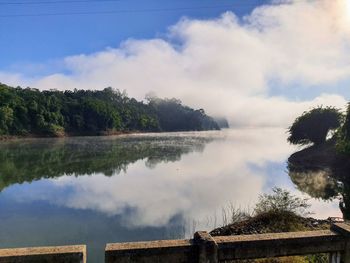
[{"left": 1, "top": 0, "right": 350, "bottom": 127}]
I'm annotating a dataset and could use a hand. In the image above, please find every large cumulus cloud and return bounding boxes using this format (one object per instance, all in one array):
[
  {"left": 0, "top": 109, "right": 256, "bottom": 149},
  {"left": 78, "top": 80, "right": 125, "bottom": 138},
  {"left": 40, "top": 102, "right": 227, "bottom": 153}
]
[{"left": 1, "top": 0, "right": 350, "bottom": 127}]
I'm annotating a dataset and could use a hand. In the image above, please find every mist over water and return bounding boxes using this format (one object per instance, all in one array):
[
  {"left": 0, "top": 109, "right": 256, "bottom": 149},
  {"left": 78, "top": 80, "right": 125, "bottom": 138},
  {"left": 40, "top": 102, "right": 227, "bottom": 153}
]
[{"left": 0, "top": 129, "right": 341, "bottom": 262}]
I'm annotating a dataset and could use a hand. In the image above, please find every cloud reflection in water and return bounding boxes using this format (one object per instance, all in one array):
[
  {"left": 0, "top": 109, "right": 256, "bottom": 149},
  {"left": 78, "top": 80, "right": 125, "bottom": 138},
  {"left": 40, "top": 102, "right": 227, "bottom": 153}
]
[{"left": 1, "top": 129, "right": 341, "bottom": 229}]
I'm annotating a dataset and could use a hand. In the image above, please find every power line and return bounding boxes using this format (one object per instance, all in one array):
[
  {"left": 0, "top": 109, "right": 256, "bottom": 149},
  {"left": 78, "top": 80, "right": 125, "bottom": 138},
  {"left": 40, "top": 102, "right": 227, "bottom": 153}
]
[
  {"left": 0, "top": 0, "right": 123, "bottom": 5},
  {"left": 0, "top": 0, "right": 245, "bottom": 5},
  {"left": 0, "top": 5, "right": 252, "bottom": 18},
  {"left": 0, "top": 0, "right": 313, "bottom": 18},
  {"left": 0, "top": 0, "right": 318, "bottom": 7}
]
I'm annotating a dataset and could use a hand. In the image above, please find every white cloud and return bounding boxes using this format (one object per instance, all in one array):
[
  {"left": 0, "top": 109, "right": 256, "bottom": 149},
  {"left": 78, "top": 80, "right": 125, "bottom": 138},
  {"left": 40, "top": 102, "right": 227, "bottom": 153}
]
[{"left": 1, "top": 0, "right": 349, "bottom": 127}]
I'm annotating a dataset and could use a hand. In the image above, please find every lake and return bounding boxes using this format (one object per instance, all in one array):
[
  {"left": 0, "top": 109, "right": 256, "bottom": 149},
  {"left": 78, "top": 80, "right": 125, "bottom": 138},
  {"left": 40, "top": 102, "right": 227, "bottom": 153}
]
[{"left": 0, "top": 128, "right": 341, "bottom": 262}]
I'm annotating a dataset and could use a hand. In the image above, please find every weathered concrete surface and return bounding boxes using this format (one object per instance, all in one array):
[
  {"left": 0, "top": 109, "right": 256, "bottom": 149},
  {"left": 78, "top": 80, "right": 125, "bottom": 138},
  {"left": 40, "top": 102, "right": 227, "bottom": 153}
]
[
  {"left": 214, "top": 230, "right": 345, "bottom": 260},
  {"left": 105, "top": 227, "right": 350, "bottom": 262},
  {"left": 2, "top": 223, "right": 350, "bottom": 263},
  {"left": 332, "top": 223, "right": 350, "bottom": 263},
  {"left": 105, "top": 239, "right": 197, "bottom": 263},
  {"left": 0, "top": 245, "right": 86, "bottom": 263},
  {"left": 332, "top": 223, "right": 350, "bottom": 237},
  {"left": 194, "top": 231, "right": 218, "bottom": 263}
]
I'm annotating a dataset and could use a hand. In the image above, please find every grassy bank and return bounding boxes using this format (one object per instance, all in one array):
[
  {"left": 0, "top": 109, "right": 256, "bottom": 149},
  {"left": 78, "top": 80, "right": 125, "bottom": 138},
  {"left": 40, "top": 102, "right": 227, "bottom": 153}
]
[{"left": 210, "top": 188, "right": 334, "bottom": 263}]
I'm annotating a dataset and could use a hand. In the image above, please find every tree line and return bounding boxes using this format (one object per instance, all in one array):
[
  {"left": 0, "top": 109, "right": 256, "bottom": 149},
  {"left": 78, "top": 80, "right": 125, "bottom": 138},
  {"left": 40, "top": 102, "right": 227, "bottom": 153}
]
[{"left": 0, "top": 83, "right": 222, "bottom": 137}]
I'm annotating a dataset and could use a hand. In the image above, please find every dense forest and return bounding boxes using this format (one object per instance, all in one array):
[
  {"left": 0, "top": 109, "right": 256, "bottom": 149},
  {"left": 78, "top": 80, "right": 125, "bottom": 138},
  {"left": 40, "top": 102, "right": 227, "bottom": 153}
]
[{"left": 0, "top": 83, "right": 223, "bottom": 137}]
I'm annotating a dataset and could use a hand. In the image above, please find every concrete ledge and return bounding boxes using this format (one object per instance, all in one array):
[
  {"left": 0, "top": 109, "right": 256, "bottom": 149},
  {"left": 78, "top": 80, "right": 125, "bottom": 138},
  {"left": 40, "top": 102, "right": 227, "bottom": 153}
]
[
  {"left": 106, "top": 239, "right": 197, "bottom": 263},
  {"left": 214, "top": 230, "right": 345, "bottom": 260},
  {"left": 105, "top": 229, "right": 350, "bottom": 262},
  {"left": 2, "top": 224, "right": 350, "bottom": 262},
  {"left": 0, "top": 245, "right": 86, "bottom": 263}
]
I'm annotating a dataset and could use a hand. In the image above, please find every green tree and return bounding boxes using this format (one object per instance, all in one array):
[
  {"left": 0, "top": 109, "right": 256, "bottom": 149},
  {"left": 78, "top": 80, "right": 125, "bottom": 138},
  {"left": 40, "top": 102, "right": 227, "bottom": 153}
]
[
  {"left": 0, "top": 106, "right": 14, "bottom": 134},
  {"left": 0, "top": 83, "right": 220, "bottom": 137},
  {"left": 288, "top": 107, "right": 342, "bottom": 146},
  {"left": 148, "top": 96, "right": 219, "bottom": 131},
  {"left": 337, "top": 103, "right": 350, "bottom": 154}
]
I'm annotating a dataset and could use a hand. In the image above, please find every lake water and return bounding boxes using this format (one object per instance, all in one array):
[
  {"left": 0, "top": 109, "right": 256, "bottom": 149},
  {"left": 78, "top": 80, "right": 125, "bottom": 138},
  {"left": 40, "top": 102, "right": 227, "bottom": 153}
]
[{"left": 0, "top": 128, "right": 341, "bottom": 262}]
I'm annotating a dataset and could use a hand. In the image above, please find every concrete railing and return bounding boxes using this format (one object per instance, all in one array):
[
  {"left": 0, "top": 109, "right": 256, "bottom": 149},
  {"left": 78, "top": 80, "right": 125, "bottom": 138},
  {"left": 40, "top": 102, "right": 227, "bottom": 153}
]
[
  {"left": 0, "top": 245, "right": 86, "bottom": 263},
  {"left": 105, "top": 223, "right": 350, "bottom": 263},
  {"left": 2, "top": 223, "right": 350, "bottom": 262}
]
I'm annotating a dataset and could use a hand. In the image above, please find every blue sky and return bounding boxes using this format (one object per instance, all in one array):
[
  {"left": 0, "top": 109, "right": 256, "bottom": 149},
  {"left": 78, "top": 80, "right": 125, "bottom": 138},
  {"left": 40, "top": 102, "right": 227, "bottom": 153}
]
[
  {"left": 1, "top": 0, "right": 349, "bottom": 127},
  {"left": 0, "top": 0, "right": 269, "bottom": 69}
]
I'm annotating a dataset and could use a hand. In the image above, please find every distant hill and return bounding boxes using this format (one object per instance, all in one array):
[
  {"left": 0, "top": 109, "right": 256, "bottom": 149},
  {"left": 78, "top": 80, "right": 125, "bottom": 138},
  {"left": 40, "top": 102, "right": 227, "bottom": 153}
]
[
  {"left": 0, "top": 83, "right": 220, "bottom": 137},
  {"left": 213, "top": 117, "right": 230, "bottom": 129}
]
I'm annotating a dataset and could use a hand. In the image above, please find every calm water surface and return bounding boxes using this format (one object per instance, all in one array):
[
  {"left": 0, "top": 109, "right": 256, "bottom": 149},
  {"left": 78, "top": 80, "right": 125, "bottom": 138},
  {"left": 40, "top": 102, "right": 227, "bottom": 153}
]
[{"left": 0, "top": 128, "right": 341, "bottom": 262}]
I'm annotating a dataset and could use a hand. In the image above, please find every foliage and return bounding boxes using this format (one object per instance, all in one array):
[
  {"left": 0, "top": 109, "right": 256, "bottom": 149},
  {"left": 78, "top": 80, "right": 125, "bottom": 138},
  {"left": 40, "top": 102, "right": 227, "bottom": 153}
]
[
  {"left": 213, "top": 189, "right": 328, "bottom": 263},
  {"left": 0, "top": 83, "right": 220, "bottom": 137},
  {"left": 147, "top": 96, "right": 219, "bottom": 131},
  {"left": 288, "top": 106, "right": 342, "bottom": 146},
  {"left": 254, "top": 187, "right": 310, "bottom": 216},
  {"left": 213, "top": 117, "right": 229, "bottom": 129},
  {"left": 304, "top": 254, "right": 328, "bottom": 263},
  {"left": 214, "top": 189, "right": 328, "bottom": 263},
  {"left": 336, "top": 103, "right": 350, "bottom": 154},
  {"left": 221, "top": 203, "right": 251, "bottom": 226}
]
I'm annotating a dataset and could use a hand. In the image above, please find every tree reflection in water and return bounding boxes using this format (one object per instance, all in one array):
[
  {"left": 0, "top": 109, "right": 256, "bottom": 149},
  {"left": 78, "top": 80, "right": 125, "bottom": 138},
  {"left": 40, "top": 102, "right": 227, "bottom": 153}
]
[
  {"left": 0, "top": 134, "right": 214, "bottom": 192},
  {"left": 288, "top": 140, "right": 350, "bottom": 219}
]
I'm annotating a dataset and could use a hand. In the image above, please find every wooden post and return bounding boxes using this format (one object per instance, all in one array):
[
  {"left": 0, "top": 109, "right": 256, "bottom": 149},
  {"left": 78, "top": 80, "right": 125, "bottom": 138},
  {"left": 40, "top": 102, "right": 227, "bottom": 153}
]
[
  {"left": 331, "top": 223, "right": 350, "bottom": 263},
  {"left": 193, "top": 231, "right": 218, "bottom": 263}
]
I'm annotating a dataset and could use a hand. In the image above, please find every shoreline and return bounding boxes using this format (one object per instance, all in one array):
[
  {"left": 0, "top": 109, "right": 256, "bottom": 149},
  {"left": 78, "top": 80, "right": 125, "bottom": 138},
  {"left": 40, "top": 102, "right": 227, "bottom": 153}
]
[
  {"left": 0, "top": 130, "right": 143, "bottom": 142},
  {"left": 0, "top": 129, "right": 224, "bottom": 142}
]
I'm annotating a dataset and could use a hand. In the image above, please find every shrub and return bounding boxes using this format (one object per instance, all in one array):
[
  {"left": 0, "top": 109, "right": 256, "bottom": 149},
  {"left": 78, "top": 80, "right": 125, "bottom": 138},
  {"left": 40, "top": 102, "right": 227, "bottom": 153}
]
[{"left": 254, "top": 187, "right": 310, "bottom": 216}]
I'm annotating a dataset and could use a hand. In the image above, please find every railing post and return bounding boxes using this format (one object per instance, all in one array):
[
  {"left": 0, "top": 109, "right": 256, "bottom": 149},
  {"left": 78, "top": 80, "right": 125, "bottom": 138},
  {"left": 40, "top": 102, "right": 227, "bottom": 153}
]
[
  {"left": 329, "top": 252, "right": 341, "bottom": 263},
  {"left": 193, "top": 231, "right": 218, "bottom": 263},
  {"left": 331, "top": 223, "right": 350, "bottom": 263}
]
